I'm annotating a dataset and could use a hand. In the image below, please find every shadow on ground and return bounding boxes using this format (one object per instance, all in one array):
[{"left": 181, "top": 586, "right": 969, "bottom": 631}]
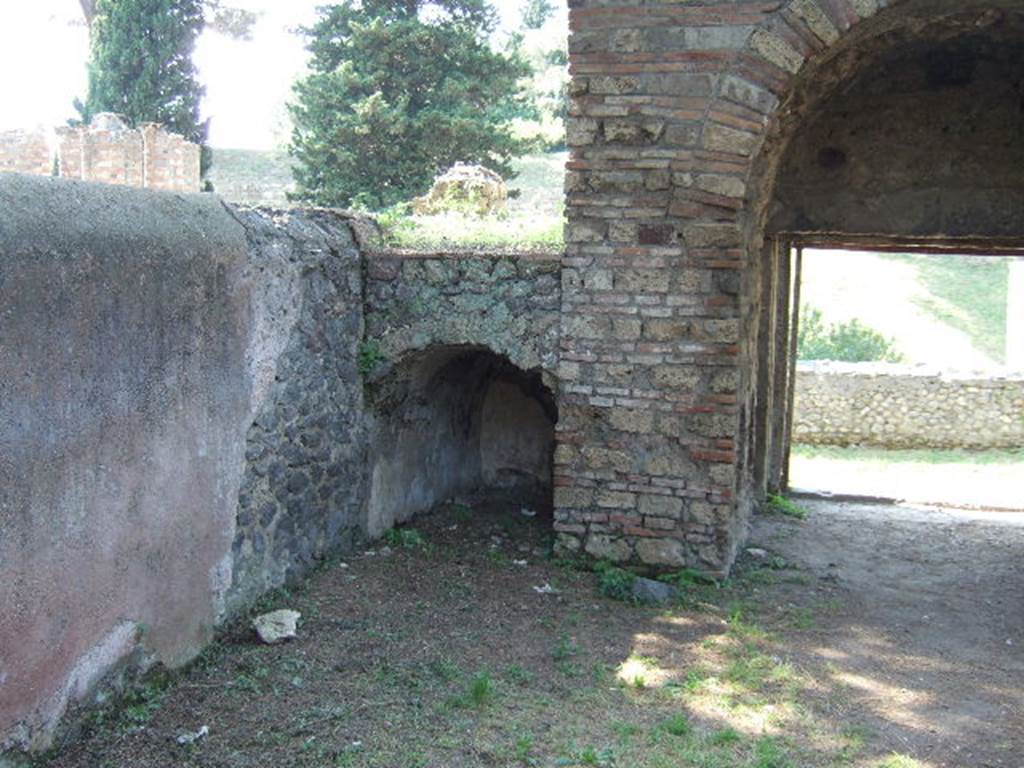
[{"left": 44, "top": 497, "right": 1024, "bottom": 768}]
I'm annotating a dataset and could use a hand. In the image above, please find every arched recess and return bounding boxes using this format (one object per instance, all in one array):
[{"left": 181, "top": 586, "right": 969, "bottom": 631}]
[
  {"left": 734, "top": 0, "right": 1024, "bottom": 504},
  {"left": 364, "top": 345, "right": 558, "bottom": 537}
]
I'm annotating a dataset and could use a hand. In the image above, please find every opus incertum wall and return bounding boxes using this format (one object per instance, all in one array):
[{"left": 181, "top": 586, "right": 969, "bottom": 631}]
[{"left": 558, "top": 0, "right": 1024, "bottom": 575}]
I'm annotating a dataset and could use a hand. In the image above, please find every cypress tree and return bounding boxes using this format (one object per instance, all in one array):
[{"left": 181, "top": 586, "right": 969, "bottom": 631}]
[{"left": 76, "top": 0, "right": 210, "bottom": 175}]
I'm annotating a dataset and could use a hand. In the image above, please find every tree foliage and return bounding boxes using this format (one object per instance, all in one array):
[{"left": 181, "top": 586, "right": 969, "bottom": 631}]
[
  {"left": 76, "top": 0, "right": 210, "bottom": 172},
  {"left": 77, "top": 0, "right": 257, "bottom": 38},
  {"left": 289, "top": 0, "right": 533, "bottom": 210},
  {"left": 520, "top": 0, "right": 555, "bottom": 30},
  {"left": 797, "top": 306, "right": 904, "bottom": 363}
]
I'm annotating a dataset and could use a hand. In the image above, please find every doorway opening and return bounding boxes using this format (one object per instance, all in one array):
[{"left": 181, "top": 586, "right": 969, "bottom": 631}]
[{"left": 765, "top": 243, "right": 1024, "bottom": 510}]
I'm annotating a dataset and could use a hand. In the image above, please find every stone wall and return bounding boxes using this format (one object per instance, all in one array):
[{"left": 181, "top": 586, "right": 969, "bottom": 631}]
[
  {"left": 0, "top": 175, "right": 364, "bottom": 757},
  {"left": 363, "top": 251, "right": 562, "bottom": 537},
  {"left": 794, "top": 362, "right": 1024, "bottom": 449},
  {"left": 0, "top": 130, "right": 51, "bottom": 176},
  {"left": 0, "top": 115, "right": 200, "bottom": 193},
  {"left": 0, "top": 182, "right": 568, "bottom": 761}
]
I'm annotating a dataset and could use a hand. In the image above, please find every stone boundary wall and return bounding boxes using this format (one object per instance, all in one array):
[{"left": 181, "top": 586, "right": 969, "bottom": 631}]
[
  {"left": 0, "top": 130, "right": 50, "bottom": 176},
  {"left": 794, "top": 362, "right": 1024, "bottom": 450},
  {"left": 0, "top": 115, "right": 200, "bottom": 193}
]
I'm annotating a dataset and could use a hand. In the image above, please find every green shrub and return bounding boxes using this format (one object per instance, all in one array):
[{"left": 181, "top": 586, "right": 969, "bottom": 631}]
[{"left": 798, "top": 306, "right": 903, "bottom": 362}]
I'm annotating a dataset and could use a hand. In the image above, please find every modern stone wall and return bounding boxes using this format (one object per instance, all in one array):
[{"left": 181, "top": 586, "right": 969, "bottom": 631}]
[
  {"left": 794, "top": 362, "right": 1024, "bottom": 449},
  {"left": 0, "top": 114, "right": 200, "bottom": 193}
]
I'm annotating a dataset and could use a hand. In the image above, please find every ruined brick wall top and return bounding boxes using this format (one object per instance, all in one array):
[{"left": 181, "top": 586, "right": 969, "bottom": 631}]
[
  {"left": 0, "top": 130, "right": 52, "bottom": 177},
  {"left": 52, "top": 114, "right": 201, "bottom": 193}
]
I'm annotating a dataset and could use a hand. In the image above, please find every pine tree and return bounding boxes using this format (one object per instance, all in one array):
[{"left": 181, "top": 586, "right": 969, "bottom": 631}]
[
  {"left": 76, "top": 0, "right": 210, "bottom": 174},
  {"left": 289, "top": 0, "right": 533, "bottom": 210}
]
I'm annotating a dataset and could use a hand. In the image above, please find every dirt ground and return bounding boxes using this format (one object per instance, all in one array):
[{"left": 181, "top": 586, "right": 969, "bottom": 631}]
[
  {"left": 43, "top": 496, "right": 1024, "bottom": 768},
  {"left": 755, "top": 499, "right": 1024, "bottom": 767}
]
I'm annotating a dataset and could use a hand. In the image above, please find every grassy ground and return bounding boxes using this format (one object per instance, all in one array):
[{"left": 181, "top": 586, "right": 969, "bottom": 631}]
[
  {"left": 45, "top": 501, "right": 949, "bottom": 768},
  {"left": 880, "top": 254, "right": 1010, "bottom": 364},
  {"left": 379, "top": 152, "right": 566, "bottom": 251},
  {"left": 790, "top": 445, "right": 1024, "bottom": 509}
]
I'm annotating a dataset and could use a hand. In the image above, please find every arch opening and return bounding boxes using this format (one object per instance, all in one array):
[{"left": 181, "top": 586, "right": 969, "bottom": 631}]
[
  {"left": 741, "top": 2, "right": 1024, "bottom": 504},
  {"left": 365, "top": 345, "right": 558, "bottom": 538}
]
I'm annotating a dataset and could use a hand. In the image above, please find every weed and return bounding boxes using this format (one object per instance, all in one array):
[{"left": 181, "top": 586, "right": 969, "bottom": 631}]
[
  {"left": 357, "top": 339, "right": 386, "bottom": 376},
  {"left": 467, "top": 670, "right": 496, "bottom": 707},
  {"left": 382, "top": 527, "right": 425, "bottom": 549},
  {"left": 429, "top": 656, "right": 460, "bottom": 682},
  {"left": 559, "top": 746, "right": 616, "bottom": 767},
  {"left": 752, "top": 736, "right": 794, "bottom": 768},
  {"left": 505, "top": 664, "right": 534, "bottom": 686},
  {"left": 595, "top": 561, "right": 636, "bottom": 601},
  {"left": 553, "top": 634, "right": 580, "bottom": 661},
  {"left": 514, "top": 732, "right": 536, "bottom": 764},
  {"left": 610, "top": 721, "right": 642, "bottom": 741},
  {"left": 452, "top": 503, "right": 473, "bottom": 522},
  {"left": 657, "top": 713, "right": 692, "bottom": 737},
  {"left": 708, "top": 726, "right": 741, "bottom": 746},
  {"left": 765, "top": 494, "right": 808, "bottom": 520}
]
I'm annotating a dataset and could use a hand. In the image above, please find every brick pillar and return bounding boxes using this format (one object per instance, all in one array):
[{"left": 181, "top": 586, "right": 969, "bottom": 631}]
[{"left": 557, "top": 0, "right": 884, "bottom": 575}]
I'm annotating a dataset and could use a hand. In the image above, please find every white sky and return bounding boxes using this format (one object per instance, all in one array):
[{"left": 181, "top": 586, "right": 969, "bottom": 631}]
[{"left": 0, "top": 0, "right": 563, "bottom": 150}]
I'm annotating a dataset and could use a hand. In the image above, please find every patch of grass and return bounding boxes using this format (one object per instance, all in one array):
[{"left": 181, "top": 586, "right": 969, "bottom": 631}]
[
  {"left": 882, "top": 252, "right": 1010, "bottom": 363},
  {"left": 708, "top": 726, "right": 741, "bottom": 746},
  {"left": 765, "top": 494, "right": 807, "bottom": 520},
  {"left": 382, "top": 527, "right": 425, "bottom": 549},
  {"left": 657, "top": 713, "right": 692, "bottom": 737},
  {"left": 876, "top": 755, "right": 926, "bottom": 768},
  {"left": 752, "top": 736, "right": 794, "bottom": 768},
  {"left": 792, "top": 445, "right": 1024, "bottom": 466},
  {"left": 558, "top": 746, "right": 617, "bottom": 767},
  {"left": 594, "top": 561, "right": 636, "bottom": 601},
  {"left": 505, "top": 663, "right": 534, "bottom": 686}
]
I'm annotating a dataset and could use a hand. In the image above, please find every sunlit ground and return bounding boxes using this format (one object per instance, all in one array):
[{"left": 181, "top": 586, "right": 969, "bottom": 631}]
[
  {"left": 44, "top": 497, "right": 1015, "bottom": 768},
  {"left": 789, "top": 445, "right": 1024, "bottom": 509}
]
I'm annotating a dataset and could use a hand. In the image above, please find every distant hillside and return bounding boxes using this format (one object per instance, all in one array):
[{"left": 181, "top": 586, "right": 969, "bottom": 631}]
[{"left": 208, "top": 148, "right": 295, "bottom": 207}]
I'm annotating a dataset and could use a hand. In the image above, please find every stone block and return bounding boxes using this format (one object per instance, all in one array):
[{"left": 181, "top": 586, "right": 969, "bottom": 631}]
[
  {"left": 585, "top": 533, "right": 633, "bottom": 561},
  {"left": 636, "top": 538, "right": 687, "bottom": 567}
]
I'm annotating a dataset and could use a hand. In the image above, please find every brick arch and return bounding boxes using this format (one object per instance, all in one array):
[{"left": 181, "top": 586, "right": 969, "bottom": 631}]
[{"left": 560, "top": 0, "right": 1023, "bottom": 575}]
